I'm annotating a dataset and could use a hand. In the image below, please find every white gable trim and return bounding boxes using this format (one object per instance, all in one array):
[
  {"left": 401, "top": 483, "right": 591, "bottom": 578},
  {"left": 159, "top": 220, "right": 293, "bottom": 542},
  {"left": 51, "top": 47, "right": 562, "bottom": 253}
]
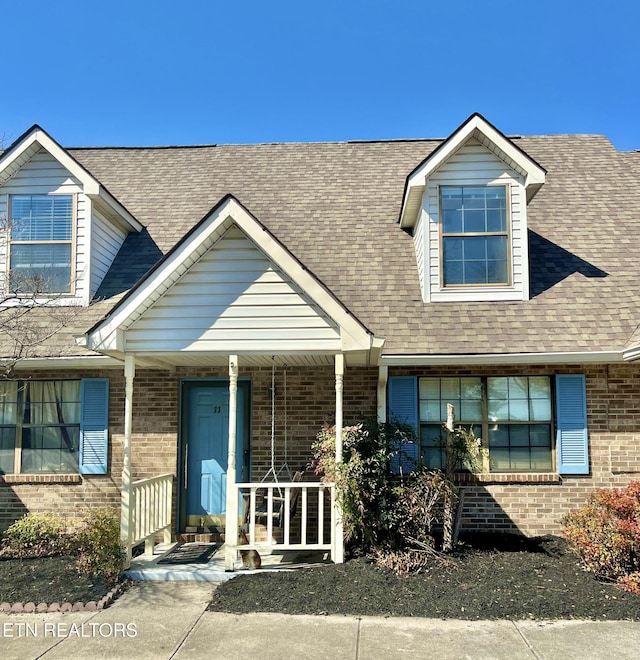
[
  {"left": 84, "top": 196, "right": 375, "bottom": 354},
  {"left": 0, "top": 126, "right": 143, "bottom": 232},
  {"left": 400, "top": 114, "right": 546, "bottom": 229}
]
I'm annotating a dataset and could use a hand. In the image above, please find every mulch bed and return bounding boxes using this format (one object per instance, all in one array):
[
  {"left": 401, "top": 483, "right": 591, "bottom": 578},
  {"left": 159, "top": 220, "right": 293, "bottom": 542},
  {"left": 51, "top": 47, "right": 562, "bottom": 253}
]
[
  {"left": 209, "top": 534, "right": 640, "bottom": 620},
  {"left": 0, "top": 556, "right": 117, "bottom": 607}
]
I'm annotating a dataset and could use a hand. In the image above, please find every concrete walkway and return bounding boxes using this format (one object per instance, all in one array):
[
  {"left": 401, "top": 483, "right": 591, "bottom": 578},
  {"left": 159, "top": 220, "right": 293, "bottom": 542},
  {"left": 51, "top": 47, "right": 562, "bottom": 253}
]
[{"left": 1, "top": 582, "right": 639, "bottom": 660}]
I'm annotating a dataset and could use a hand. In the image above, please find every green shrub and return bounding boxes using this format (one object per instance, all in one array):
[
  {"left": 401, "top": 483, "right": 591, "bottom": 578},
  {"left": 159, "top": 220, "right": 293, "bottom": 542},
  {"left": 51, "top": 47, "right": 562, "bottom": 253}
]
[
  {"left": 74, "top": 508, "right": 124, "bottom": 583},
  {"left": 562, "top": 481, "right": 640, "bottom": 591},
  {"left": 1, "top": 513, "right": 69, "bottom": 558},
  {"left": 311, "top": 419, "right": 414, "bottom": 553}
]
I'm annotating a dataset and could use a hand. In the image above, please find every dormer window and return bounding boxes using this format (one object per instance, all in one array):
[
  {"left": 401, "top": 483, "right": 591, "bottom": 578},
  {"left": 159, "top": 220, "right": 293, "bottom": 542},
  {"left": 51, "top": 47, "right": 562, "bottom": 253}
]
[
  {"left": 399, "top": 114, "right": 546, "bottom": 303},
  {"left": 441, "top": 185, "right": 509, "bottom": 286},
  {"left": 8, "top": 194, "right": 75, "bottom": 294}
]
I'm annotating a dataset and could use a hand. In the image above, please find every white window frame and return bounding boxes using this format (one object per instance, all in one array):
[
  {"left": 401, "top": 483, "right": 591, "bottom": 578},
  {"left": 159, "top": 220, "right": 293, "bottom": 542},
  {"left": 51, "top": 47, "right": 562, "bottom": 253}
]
[
  {"left": 6, "top": 193, "right": 77, "bottom": 295},
  {"left": 418, "top": 375, "right": 555, "bottom": 473},
  {"left": 438, "top": 184, "right": 512, "bottom": 288}
]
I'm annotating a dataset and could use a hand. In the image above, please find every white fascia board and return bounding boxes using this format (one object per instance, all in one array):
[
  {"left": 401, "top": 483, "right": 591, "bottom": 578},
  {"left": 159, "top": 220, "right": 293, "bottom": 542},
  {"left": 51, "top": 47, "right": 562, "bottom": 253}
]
[
  {"left": 0, "top": 127, "right": 142, "bottom": 233},
  {"left": 92, "top": 189, "right": 143, "bottom": 232},
  {"left": 86, "top": 197, "right": 376, "bottom": 353},
  {"left": 86, "top": 210, "right": 237, "bottom": 350},
  {"left": 11, "top": 355, "right": 123, "bottom": 370},
  {"left": 381, "top": 351, "right": 623, "bottom": 366},
  {"left": 473, "top": 120, "right": 545, "bottom": 186},
  {"left": 231, "top": 202, "right": 374, "bottom": 352},
  {"left": 0, "top": 129, "right": 99, "bottom": 194},
  {"left": 399, "top": 114, "right": 546, "bottom": 229},
  {"left": 369, "top": 336, "right": 385, "bottom": 366},
  {"left": 623, "top": 345, "right": 640, "bottom": 361}
]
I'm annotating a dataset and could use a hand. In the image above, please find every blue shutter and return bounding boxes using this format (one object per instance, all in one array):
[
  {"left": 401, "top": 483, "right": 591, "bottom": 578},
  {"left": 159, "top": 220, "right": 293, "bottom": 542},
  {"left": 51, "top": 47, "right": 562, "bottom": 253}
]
[
  {"left": 390, "top": 439, "right": 419, "bottom": 475},
  {"left": 388, "top": 376, "right": 418, "bottom": 432},
  {"left": 79, "top": 378, "right": 109, "bottom": 475},
  {"left": 388, "top": 376, "right": 419, "bottom": 474},
  {"left": 556, "top": 374, "right": 589, "bottom": 475}
]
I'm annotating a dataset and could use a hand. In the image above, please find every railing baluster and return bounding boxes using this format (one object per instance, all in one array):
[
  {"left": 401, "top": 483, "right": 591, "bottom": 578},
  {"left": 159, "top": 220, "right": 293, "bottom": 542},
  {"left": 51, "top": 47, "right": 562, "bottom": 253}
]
[
  {"left": 249, "top": 488, "right": 257, "bottom": 543},
  {"left": 129, "top": 474, "right": 173, "bottom": 556},
  {"left": 284, "top": 487, "right": 291, "bottom": 545},
  {"left": 301, "top": 486, "right": 308, "bottom": 545},
  {"left": 230, "top": 481, "right": 334, "bottom": 552},
  {"left": 266, "top": 487, "right": 273, "bottom": 542}
]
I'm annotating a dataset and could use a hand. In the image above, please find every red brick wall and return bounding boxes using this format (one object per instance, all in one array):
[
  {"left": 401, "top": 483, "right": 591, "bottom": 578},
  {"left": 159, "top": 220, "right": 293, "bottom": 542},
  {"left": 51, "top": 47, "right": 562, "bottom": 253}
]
[
  {"left": 2, "top": 362, "right": 639, "bottom": 538},
  {"left": 0, "top": 365, "right": 377, "bottom": 532},
  {"left": 391, "top": 363, "right": 640, "bottom": 535}
]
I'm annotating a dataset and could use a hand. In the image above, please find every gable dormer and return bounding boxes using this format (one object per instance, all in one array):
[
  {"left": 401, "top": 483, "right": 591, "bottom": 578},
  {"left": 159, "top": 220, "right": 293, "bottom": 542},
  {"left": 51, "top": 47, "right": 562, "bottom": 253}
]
[
  {"left": 0, "top": 125, "right": 142, "bottom": 305},
  {"left": 400, "top": 114, "right": 546, "bottom": 303}
]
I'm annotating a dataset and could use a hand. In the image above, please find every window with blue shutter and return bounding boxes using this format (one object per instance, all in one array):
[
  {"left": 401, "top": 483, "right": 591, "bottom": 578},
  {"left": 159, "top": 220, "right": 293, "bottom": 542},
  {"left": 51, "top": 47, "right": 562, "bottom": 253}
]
[
  {"left": 556, "top": 374, "right": 589, "bottom": 475},
  {"left": 79, "top": 378, "right": 109, "bottom": 475},
  {"left": 388, "top": 376, "right": 419, "bottom": 474}
]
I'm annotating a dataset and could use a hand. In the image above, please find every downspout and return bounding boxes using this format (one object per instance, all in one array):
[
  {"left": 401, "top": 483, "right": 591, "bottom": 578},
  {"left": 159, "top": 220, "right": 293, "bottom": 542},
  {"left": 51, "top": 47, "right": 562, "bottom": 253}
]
[{"left": 377, "top": 365, "right": 389, "bottom": 424}]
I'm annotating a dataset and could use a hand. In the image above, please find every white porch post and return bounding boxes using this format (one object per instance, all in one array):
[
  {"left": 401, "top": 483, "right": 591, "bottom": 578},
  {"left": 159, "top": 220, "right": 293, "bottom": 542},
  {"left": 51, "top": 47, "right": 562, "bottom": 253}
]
[
  {"left": 225, "top": 355, "right": 239, "bottom": 571},
  {"left": 333, "top": 353, "right": 345, "bottom": 563},
  {"left": 121, "top": 354, "right": 136, "bottom": 567}
]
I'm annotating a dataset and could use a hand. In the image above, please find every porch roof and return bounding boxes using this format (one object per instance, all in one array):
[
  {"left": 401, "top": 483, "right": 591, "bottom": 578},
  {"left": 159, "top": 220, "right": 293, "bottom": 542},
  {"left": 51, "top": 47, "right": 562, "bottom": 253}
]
[{"left": 79, "top": 195, "right": 382, "bottom": 367}]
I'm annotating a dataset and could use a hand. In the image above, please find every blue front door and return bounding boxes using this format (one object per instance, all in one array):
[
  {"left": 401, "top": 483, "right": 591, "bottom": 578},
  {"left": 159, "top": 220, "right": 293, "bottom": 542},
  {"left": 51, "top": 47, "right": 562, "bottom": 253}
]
[{"left": 185, "top": 383, "right": 245, "bottom": 518}]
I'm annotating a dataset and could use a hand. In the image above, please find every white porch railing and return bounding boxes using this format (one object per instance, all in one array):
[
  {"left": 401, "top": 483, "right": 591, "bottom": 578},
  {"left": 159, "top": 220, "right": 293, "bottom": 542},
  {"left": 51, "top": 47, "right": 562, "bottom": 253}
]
[
  {"left": 127, "top": 473, "right": 173, "bottom": 559},
  {"left": 237, "top": 481, "right": 336, "bottom": 554}
]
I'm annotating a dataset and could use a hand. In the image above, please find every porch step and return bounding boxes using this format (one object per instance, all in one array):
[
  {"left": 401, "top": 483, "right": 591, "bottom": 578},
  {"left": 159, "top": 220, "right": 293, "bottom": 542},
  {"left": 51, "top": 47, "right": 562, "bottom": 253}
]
[
  {"left": 124, "top": 542, "right": 331, "bottom": 582},
  {"left": 176, "top": 531, "right": 223, "bottom": 544}
]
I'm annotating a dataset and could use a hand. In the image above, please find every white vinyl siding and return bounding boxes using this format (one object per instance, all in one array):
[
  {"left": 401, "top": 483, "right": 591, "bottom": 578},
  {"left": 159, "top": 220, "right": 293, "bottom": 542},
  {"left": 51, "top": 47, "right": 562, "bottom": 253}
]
[
  {"left": 0, "top": 149, "right": 88, "bottom": 300},
  {"left": 126, "top": 226, "right": 342, "bottom": 353},
  {"left": 90, "top": 207, "right": 127, "bottom": 297},
  {"left": 421, "top": 139, "right": 529, "bottom": 303}
]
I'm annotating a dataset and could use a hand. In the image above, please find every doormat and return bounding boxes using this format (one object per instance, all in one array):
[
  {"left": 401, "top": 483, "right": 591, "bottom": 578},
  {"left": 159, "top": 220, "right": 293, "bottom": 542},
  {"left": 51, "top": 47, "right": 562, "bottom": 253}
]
[{"left": 157, "top": 543, "right": 221, "bottom": 565}]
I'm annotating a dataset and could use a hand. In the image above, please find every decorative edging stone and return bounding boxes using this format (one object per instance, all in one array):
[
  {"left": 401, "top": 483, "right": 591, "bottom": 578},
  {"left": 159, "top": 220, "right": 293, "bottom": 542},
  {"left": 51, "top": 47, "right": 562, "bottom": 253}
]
[{"left": 0, "top": 580, "right": 130, "bottom": 614}]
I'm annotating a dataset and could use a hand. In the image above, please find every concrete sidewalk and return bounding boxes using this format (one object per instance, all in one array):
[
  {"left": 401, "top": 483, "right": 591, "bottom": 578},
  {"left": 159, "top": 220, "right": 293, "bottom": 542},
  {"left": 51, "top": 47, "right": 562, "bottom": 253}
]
[{"left": 1, "top": 582, "right": 639, "bottom": 660}]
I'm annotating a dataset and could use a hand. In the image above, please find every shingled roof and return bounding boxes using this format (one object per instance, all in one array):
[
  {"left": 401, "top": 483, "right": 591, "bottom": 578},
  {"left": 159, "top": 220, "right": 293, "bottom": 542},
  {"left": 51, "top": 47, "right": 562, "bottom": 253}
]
[{"left": 4, "top": 130, "right": 640, "bottom": 360}]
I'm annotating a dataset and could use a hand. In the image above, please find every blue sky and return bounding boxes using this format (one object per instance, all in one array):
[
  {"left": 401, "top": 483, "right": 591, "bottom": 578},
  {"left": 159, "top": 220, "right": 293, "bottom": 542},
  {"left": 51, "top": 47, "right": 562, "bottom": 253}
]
[{"left": 2, "top": 1, "right": 639, "bottom": 150}]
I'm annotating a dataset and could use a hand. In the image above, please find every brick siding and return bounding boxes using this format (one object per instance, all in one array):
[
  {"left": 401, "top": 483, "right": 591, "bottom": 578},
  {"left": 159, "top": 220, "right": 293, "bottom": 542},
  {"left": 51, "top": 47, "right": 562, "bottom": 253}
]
[
  {"left": 391, "top": 363, "right": 640, "bottom": 535},
  {"left": 0, "top": 365, "right": 377, "bottom": 533},
  {"left": 1, "top": 362, "right": 638, "bottom": 538}
]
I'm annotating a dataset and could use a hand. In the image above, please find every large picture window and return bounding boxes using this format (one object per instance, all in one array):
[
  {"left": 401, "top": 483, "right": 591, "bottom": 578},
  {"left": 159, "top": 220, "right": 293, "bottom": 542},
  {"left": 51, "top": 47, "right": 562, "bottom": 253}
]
[
  {"left": 440, "top": 186, "right": 509, "bottom": 286},
  {"left": 8, "top": 195, "right": 74, "bottom": 293},
  {"left": 418, "top": 376, "right": 553, "bottom": 472},
  {"left": 0, "top": 380, "right": 81, "bottom": 474}
]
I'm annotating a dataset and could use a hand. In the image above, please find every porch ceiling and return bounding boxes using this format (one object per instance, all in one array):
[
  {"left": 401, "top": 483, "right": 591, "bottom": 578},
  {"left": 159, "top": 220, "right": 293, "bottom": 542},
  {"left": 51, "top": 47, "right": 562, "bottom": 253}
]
[{"left": 132, "top": 353, "right": 339, "bottom": 368}]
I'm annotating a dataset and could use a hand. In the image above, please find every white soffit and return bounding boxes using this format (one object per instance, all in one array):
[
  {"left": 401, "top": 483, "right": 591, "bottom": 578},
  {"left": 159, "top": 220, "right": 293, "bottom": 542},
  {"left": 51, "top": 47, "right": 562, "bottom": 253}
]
[
  {"left": 85, "top": 196, "right": 375, "bottom": 354},
  {"left": 0, "top": 125, "right": 142, "bottom": 232},
  {"left": 399, "top": 113, "right": 547, "bottom": 229}
]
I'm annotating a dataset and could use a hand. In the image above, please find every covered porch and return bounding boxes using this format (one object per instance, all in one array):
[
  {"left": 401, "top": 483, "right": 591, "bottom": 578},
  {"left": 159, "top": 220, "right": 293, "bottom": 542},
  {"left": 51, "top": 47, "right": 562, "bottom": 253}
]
[
  {"left": 117, "top": 353, "right": 351, "bottom": 571},
  {"left": 79, "top": 196, "right": 383, "bottom": 572}
]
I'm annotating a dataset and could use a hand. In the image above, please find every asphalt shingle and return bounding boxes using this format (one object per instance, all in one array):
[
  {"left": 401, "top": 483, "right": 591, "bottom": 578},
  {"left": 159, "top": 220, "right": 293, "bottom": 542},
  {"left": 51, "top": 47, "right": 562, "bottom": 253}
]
[{"left": 3, "top": 132, "right": 640, "bottom": 359}]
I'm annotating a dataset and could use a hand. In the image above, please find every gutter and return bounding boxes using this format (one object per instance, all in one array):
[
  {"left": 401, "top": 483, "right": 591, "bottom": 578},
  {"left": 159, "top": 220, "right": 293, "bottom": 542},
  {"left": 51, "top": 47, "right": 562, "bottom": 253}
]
[{"left": 381, "top": 351, "right": 624, "bottom": 366}]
